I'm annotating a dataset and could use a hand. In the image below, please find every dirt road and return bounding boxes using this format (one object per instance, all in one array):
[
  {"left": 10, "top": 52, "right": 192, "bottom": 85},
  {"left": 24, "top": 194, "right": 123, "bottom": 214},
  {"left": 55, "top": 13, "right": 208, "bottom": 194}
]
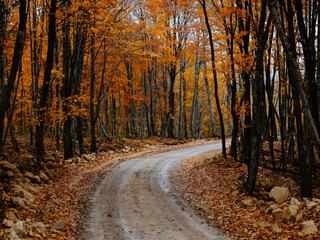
[{"left": 82, "top": 143, "right": 230, "bottom": 240}]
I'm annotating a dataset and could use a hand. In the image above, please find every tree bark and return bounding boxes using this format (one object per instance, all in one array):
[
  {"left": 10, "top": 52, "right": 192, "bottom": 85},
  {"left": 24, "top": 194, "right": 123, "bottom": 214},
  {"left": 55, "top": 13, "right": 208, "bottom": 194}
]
[
  {"left": 245, "top": 0, "right": 269, "bottom": 195},
  {"left": 90, "top": 35, "right": 97, "bottom": 152},
  {"left": 200, "top": 0, "right": 226, "bottom": 157},
  {"left": 35, "top": 0, "right": 57, "bottom": 162},
  {"left": 0, "top": 0, "right": 27, "bottom": 154}
]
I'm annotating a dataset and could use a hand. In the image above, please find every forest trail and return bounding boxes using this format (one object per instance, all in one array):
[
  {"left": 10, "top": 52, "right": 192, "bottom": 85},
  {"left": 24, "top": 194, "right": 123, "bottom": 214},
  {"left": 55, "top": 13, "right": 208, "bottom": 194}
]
[{"left": 81, "top": 143, "right": 230, "bottom": 240}]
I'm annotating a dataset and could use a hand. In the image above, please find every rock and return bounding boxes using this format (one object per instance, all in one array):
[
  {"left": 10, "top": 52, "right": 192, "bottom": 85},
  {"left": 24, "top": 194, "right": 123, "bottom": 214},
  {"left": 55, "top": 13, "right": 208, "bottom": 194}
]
[
  {"left": 269, "top": 187, "right": 291, "bottom": 203},
  {"left": 290, "top": 197, "right": 301, "bottom": 206},
  {"left": 11, "top": 197, "right": 27, "bottom": 209},
  {"left": 296, "top": 213, "right": 303, "bottom": 222},
  {"left": 12, "top": 185, "right": 34, "bottom": 203},
  {"left": 272, "top": 209, "right": 283, "bottom": 223},
  {"left": 0, "top": 229, "right": 20, "bottom": 240},
  {"left": 230, "top": 190, "right": 239, "bottom": 196},
  {"left": 64, "top": 159, "right": 73, "bottom": 165},
  {"left": 2, "top": 219, "right": 15, "bottom": 228},
  {"left": 7, "top": 171, "right": 14, "bottom": 178},
  {"left": 0, "top": 161, "right": 17, "bottom": 171},
  {"left": 3, "top": 192, "right": 11, "bottom": 202},
  {"left": 282, "top": 205, "right": 299, "bottom": 224},
  {"left": 51, "top": 220, "right": 65, "bottom": 231},
  {"left": 39, "top": 171, "right": 49, "bottom": 182},
  {"left": 271, "top": 224, "right": 282, "bottom": 233},
  {"left": 301, "top": 220, "right": 317, "bottom": 235},
  {"left": 306, "top": 201, "right": 318, "bottom": 211},
  {"left": 24, "top": 172, "right": 41, "bottom": 183},
  {"left": 0, "top": 161, "right": 22, "bottom": 177},
  {"left": 21, "top": 177, "right": 31, "bottom": 184},
  {"left": 12, "top": 221, "right": 25, "bottom": 238},
  {"left": 312, "top": 198, "right": 320, "bottom": 203},
  {"left": 242, "top": 199, "right": 253, "bottom": 206},
  {"left": 266, "top": 204, "right": 277, "bottom": 214},
  {"left": 27, "top": 221, "right": 46, "bottom": 236},
  {"left": 6, "top": 210, "right": 19, "bottom": 221},
  {"left": 82, "top": 154, "right": 91, "bottom": 162},
  {"left": 19, "top": 182, "right": 36, "bottom": 193}
]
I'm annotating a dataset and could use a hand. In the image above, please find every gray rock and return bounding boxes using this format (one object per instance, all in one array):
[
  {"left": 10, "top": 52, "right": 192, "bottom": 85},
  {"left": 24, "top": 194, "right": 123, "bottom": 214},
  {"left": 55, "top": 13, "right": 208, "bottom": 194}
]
[
  {"left": 282, "top": 205, "right": 299, "bottom": 224},
  {"left": 301, "top": 220, "right": 317, "bottom": 235},
  {"left": 241, "top": 199, "right": 253, "bottom": 206},
  {"left": 24, "top": 172, "right": 41, "bottom": 183},
  {"left": 27, "top": 221, "right": 46, "bottom": 236},
  {"left": 6, "top": 210, "right": 19, "bottom": 221},
  {"left": 0, "top": 229, "right": 21, "bottom": 240},
  {"left": 12, "top": 221, "right": 25, "bottom": 238},
  {"left": 2, "top": 219, "right": 15, "bottom": 228},
  {"left": 39, "top": 171, "right": 49, "bottom": 182},
  {"left": 6, "top": 171, "right": 14, "bottom": 178},
  {"left": 269, "top": 186, "right": 291, "bottom": 203},
  {"left": 0, "top": 161, "right": 22, "bottom": 177},
  {"left": 266, "top": 204, "right": 277, "bottom": 214},
  {"left": 51, "top": 220, "right": 65, "bottom": 231},
  {"left": 12, "top": 185, "right": 34, "bottom": 203},
  {"left": 11, "top": 197, "right": 27, "bottom": 209},
  {"left": 290, "top": 197, "right": 301, "bottom": 206},
  {"left": 271, "top": 224, "right": 282, "bottom": 233},
  {"left": 306, "top": 201, "right": 318, "bottom": 211},
  {"left": 272, "top": 208, "right": 283, "bottom": 223}
]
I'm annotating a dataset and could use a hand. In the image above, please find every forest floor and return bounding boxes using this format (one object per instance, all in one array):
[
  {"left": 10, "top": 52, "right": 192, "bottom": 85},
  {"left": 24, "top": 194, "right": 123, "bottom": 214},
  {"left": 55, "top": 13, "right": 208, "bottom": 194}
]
[
  {"left": 0, "top": 137, "right": 217, "bottom": 239},
  {"left": 1, "top": 138, "right": 320, "bottom": 239},
  {"left": 172, "top": 142, "right": 320, "bottom": 239}
]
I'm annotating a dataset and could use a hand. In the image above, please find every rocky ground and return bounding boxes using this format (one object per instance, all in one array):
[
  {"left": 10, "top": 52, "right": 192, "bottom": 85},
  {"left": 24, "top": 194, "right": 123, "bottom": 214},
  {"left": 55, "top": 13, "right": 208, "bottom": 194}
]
[
  {"left": 172, "top": 151, "right": 320, "bottom": 239},
  {"left": 0, "top": 137, "right": 205, "bottom": 239}
]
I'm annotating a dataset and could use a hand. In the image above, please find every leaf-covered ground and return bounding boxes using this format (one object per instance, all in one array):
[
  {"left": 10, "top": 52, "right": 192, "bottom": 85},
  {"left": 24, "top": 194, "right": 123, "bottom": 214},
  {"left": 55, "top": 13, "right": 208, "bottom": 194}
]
[
  {"left": 172, "top": 151, "right": 320, "bottom": 239},
  {"left": 0, "top": 138, "right": 214, "bottom": 239}
]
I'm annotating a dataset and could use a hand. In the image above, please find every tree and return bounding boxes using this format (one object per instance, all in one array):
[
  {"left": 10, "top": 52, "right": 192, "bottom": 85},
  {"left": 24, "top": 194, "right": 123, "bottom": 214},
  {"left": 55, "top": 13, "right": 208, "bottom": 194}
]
[
  {"left": 200, "top": 0, "right": 227, "bottom": 157},
  {"left": 35, "top": 0, "right": 58, "bottom": 163},
  {"left": 0, "top": 0, "right": 27, "bottom": 154}
]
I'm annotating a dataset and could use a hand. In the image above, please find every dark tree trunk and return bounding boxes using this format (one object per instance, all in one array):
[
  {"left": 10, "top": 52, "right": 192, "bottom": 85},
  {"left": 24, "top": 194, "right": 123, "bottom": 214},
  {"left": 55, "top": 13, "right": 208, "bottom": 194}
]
[
  {"left": 61, "top": 1, "right": 74, "bottom": 160},
  {"left": 245, "top": 0, "right": 269, "bottom": 195},
  {"left": 35, "top": 0, "right": 57, "bottom": 162},
  {"left": 90, "top": 35, "right": 97, "bottom": 152},
  {"left": 200, "top": 0, "right": 226, "bottom": 157},
  {"left": 167, "top": 64, "right": 176, "bottom": 138},
  {"left": 0, "top": 0, "right": 27, "bottom": 154}
]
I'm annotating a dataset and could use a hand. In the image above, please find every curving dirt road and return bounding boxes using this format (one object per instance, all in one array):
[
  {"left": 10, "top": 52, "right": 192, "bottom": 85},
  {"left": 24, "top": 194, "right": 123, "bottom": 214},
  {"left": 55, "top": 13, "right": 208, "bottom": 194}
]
[{"left": 82, "top": 143, "right": 230, "bottom": 240}]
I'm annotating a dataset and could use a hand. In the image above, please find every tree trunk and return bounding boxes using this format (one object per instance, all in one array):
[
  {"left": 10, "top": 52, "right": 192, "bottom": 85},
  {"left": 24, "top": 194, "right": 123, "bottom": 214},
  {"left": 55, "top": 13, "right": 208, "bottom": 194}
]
[
  {"left": 90, "top": 35, "right": 97, "bottom": 152},
  {"left": 268, "top": 0, "right": 320, "bottom": 151},
  {"left": 167, "top": 63, "right": 176, "bottom": 138},
  {"left": 0, "top": 0, "right": 27, "bottom": 154},
  {"left": 201, "top": 0, "right": 226, "bottom": 157},
  {"left": 35, "top": 0, "right": 57, "bottom": 162},
  {"left": 245, "top": 0, "right": 268, "bottom": 195},
  {"left": 61, "top": 1, "right": 74, "bottom": 160},
  {"left": 203, "top": 62, "right": 217, "bottom": 138}
]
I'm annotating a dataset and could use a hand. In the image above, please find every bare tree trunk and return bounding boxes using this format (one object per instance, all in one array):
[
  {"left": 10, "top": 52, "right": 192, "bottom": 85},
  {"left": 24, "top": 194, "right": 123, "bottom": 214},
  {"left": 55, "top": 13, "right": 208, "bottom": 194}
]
[
  {"left": 203, "top": 62, "right": 217, "bottom": 138},
  {"left": 0, "top": 0, "right": 27, "bottom": 155},
  {"left": 245, "top": 0, "right": 269, "bottom": 194},
  {"left": 190, "top": 55, "right": 201, "bottom": 139},
  {"left": 35, "top": 0, "right": 58, "bottom": 162},
  {"left": 200, "top": 0, "right": 226, "bottom": 157},
  {"left": 268, "top": 0, "right": 320, "bottom": 150},
  {"left": 90, "top": 35, "right": 97, "bottom": 152},
  {"left": 62, "top": 1, "right": 74, "bottom": 160},
  {"left": 0, "top": 0, "right": 5, "bottom": 91},
  {"left": 167, "top": 63, "right": 176, "bottom": 138}
]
